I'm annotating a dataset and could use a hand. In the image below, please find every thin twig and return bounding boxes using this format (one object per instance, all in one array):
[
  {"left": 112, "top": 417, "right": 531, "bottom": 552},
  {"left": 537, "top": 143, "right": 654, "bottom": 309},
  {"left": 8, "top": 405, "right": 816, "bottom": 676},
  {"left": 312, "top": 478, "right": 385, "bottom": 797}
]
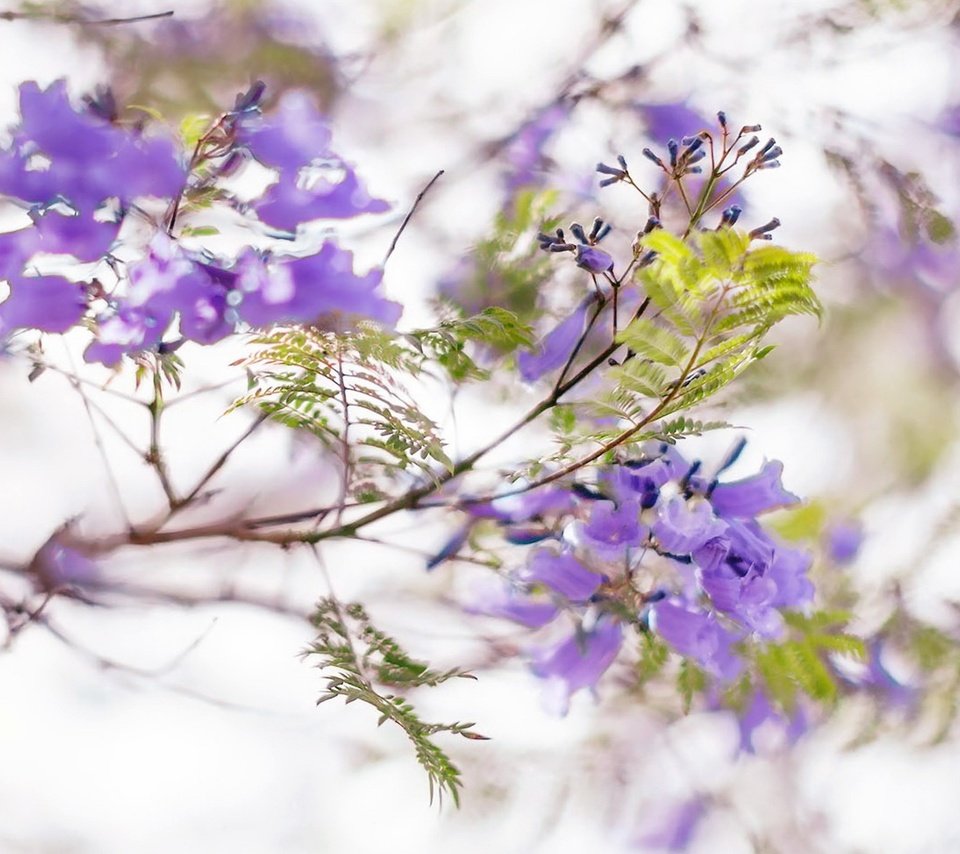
[
  {"left": 0, "top": 10, "right": 174, "bottom": 26},
  {"left": 171, "top": 413, "right": 270, "bottom": 514},
  {"left": 64, "top": 348, "right": 133, "bottom": 528},
  {"left": 383, "top": 169, "right": 445, "bottom": 266}
]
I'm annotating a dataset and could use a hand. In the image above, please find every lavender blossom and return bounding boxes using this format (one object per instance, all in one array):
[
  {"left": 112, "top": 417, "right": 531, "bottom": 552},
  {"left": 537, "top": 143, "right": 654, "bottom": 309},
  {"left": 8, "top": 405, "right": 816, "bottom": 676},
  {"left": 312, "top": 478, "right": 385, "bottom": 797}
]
[
  {"left": 766, "top": 542, "right": 815, "bottom": 609},
  {"left": 32, "top": 537, "right": 99, "bottom": 590},
  {"left": 518, "top": 549, "right": 603, "bottom": 601},
  {"left": 254, "top": 163, "right": 390, "bottom": 231},
  {"left": 649, "top": 599, "right": 741, "bottom": 680},
  {"left": 503, "top": 103, "right": 570, "bottom": 193},
  {"left": 709, "top": 460, "right": 799, "bottom": 517},
  {"left": 517, "top": 296, "right": 593, "bottom": 382},
  {"left": 531, "top": 618, "right": 623, "bottom": 713},
  {"left": 238, "top": 90, "right": 333, "bottom": 170},
  {"left": 574, "top": 244, "right": 614, "bottom": 274},
  {"left": 0, "top": 80, "right": 182, "bottom": 209},
  {"left": 466, "top": 579, "right": 559, "bottom": 628},
  {"left": 0, "top": 274, "right": 86, "bottom": 334},
  {"left": 637, "top": 101, "right": 709, "bottom": 143},
  {"left": 634, "top": 797, "right": 706, "bottom": 852},
  {"left": 737, "top": 690, "right": 808, "bottom": 753},
  {"left": 653, "top": 497, "right": 728, "bottom": 555},
  {"left": 565, "top": 498, "right": 648, "bottom": 561},
  {"left": 823, "top": 519, "right": 863, "bottom": 564}
]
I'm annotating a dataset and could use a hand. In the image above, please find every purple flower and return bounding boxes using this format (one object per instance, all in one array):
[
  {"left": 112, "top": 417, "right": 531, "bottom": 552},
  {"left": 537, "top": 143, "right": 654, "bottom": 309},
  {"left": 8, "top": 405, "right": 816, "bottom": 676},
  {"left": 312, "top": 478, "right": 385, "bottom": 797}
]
[
  {"left": 0, "top": 80, "right": 182, "bottom": 209},
  {"left": 634, "top": 797, "right": 706, "bottom": 851},
  {"left": 239, "top": 90, "right": 333, "bottom": 170},
  {"left": 722, "top": 519, "right": 776, "bottom": 576},
  {"left": 709, "top": 460, "right": 799, "bottom": 518},
  {"left": 637, "top": 101, "right": 709, "bottom": 143},
  {"left": 503, "top": 103, "right": 570, "bottom": 192},
  {"left": 766, "top": 542, "right": 814, "bottom": 609},
  {"left": 125, "top": 234, "right": 210, "bottom": 315},
  {"left": 517, "top": 296, "right": 593, "bottom": 382},
  {"left": 650, "top": 599, "right": 741, "bottom": 680},
  {"left": 698, "top": 565, "right": 784, "bottom": 638},
  {"left": 599, "top": 451, "right": 685, "bottom": 510},
  {"left": 575, "top": 244, "right": 613, "bottom": 274},
  {"left": 653, "top": 497, "right": 728, "bottom": 555},
  {"left": 690, "top": 534, "right": 730, "bottom": 574},
  {"left": 518, "top": 549, "right": 603, "bottom": 601},
  {"left": 737, "top": 690, "right": 808, "bottom": 754},
  {"left": 254, "top": 164, "right": 390, "bottom": 232},
  {"left": 566, "top": 499, "right": 648, "bottom": 560},
  {"left": 84, "top": 305, "right": 166, "bottom": 367},
  {"left": 32, "top": 208, "right": 122, "bottom": 262},
  {"left": 531, "top": 617, "right": 622, "bottom": 713},
  {"left": 0, "top": 274, "right": 86, "bottom": 334},
  {"left": 237, "top": 90, "right": 389, "bottom": 231},
  {"left": 485, "top": 484, "right": 576, "bottom": 522},
  {"left": 466, "top": 579, "right": 559, "bottom": 628},
  {"left": 276, "top": 243, "right": 401, "bottom": 326},
  {"left": 426, "top": 523, "right": 472, "bottom": 570},
  {"left": 0, "top": 208, "right": 121, "bottom": 285},
  {"left": 32, "top": 537, "right": 99, "bottom": 590},
  {"left": 824, "top": 519, "right": 863, "bottom": 564}
]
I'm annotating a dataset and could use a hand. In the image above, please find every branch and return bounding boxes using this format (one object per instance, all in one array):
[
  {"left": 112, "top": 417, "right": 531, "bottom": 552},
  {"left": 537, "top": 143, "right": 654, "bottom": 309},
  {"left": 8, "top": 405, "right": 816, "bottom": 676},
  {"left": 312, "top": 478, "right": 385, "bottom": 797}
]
[{"left": 384, "top": 169, "right": 445, "bottom": 266}]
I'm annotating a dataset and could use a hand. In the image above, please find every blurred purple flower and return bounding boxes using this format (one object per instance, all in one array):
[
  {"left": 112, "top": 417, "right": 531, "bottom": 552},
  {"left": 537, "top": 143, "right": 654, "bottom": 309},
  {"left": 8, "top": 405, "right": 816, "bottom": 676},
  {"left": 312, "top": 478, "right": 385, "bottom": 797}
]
[
  {"left": 0, "top": 274, "right": 86, "bottom": 334},
  {"left": 531, "top": 617, "right": 622, "bottom": 713},
  {"left": 637, "top": 101, "right": 709, "bottom": 143},
  {"left": 84, "top": 305, "right": 166, "bottom": 367},
  {"left": 737, "top": 690, "right": 808, "bottom": 754},
  {"left": 575, "top": 244, "right": 614, "bottom": 274},
  {"left": 709, "top": 460, "right": 799, "bottom": 518},
  {"left": 698, "top": 565, "right": 784, "bottom": 637},
  {"left": 0, "top": 80, "right": 182, "bottom": 209},
  {"left": 239, "top": 90, "right": 333, "bottom": 170},
  {"left": 653, "top": 497, "right": 728, "bottom": 555},
  {"left": 32, "top": 537, "right": 98, "bottom": 590},
  {"left": 485, "top": 484, "right": 576, "bottom": 522},
  {"left": 566, "top": 498, "right": 648, "bottom": 560},
  {"left": 650, "top": 599, "right": 741, "bottom": 680},
  {"left": 503, "top": 103, "right": 570, "bottom": 193},
  {"left": 518, "top": 548, "right": 603, "bottom": 601},
  {"left": 278, "top": 243, "right": 400, "bottom": 325},
  {"left": 766, "top": 541, "right": 815, "bottom": 608},
  {"left": 466, "top": 579, "right": 559, "bottom": 628},
  {"left": 634, "top": 797, "right": 706, "bottom": 851},
  {"left": 254, "top": 164, "right": 390, "bottom": 232},
  {"left": 517, "top": 296, "right": 593, "bottom": 382},
  {"left": 823, "top": 519, "right": 863, "bottom": 564}
]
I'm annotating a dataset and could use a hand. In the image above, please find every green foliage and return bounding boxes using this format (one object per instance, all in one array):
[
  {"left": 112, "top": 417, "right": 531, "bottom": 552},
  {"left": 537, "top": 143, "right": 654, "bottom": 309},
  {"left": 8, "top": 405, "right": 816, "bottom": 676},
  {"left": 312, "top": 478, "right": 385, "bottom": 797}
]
[
  {"left": 648, "top": 416, "right": 731, "bottom": 443},
  {"left": 232, "top": 326, "right": 453, "bottom": 494},
  {"left": 677, "top": 660, "right": 707, "bottom": 713},
  {"left": 768, "top": 501, "right": 828, "bottom": 542},
  {"left": 602, "top": 229, "right": 820, "bottom": 429},
  {"left": 409, "top": 307, "right": 533, "bottom": 382},
  {"left": 755, "top": 611, "right": 865, "bottom": 710},
  {"left": 635, "top": 632, "right": 670, "bottom": 686},
  {"left": 305, "top": 598, "right": 486, "bottom": 807}
]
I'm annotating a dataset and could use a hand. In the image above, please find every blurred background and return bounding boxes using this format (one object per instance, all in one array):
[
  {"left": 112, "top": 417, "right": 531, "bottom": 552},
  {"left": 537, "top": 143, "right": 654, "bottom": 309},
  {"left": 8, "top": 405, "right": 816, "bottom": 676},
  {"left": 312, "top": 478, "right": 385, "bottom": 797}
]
[{"left": 1, "top": 0, "right": 960, "bottom": 851}]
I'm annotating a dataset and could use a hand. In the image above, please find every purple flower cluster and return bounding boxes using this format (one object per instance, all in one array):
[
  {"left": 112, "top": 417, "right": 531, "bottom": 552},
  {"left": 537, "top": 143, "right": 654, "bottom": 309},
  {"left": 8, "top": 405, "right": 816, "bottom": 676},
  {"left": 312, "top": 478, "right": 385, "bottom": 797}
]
[
  {"left": 461, "top": 442, "right": 812, "bottom": 712},
  {"left": 0, "top": 81, "right": 398, "bottom": 361}
]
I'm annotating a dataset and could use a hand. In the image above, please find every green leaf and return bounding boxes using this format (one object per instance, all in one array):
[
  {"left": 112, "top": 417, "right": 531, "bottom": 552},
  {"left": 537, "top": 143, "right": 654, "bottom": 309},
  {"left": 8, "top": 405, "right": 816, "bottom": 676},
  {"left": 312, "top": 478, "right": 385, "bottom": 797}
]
[
  {"left": 617, "top": 318, "right": 689, "bottom": 366},
  {"left": 924, "top": 209, "right": 956, "bottom": 245},
  {"left": 305, "top": 598, "right": 485, "bottom": 807},
  {"left": 677, "top": 660, "right": 707, "bottom": 713}
]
